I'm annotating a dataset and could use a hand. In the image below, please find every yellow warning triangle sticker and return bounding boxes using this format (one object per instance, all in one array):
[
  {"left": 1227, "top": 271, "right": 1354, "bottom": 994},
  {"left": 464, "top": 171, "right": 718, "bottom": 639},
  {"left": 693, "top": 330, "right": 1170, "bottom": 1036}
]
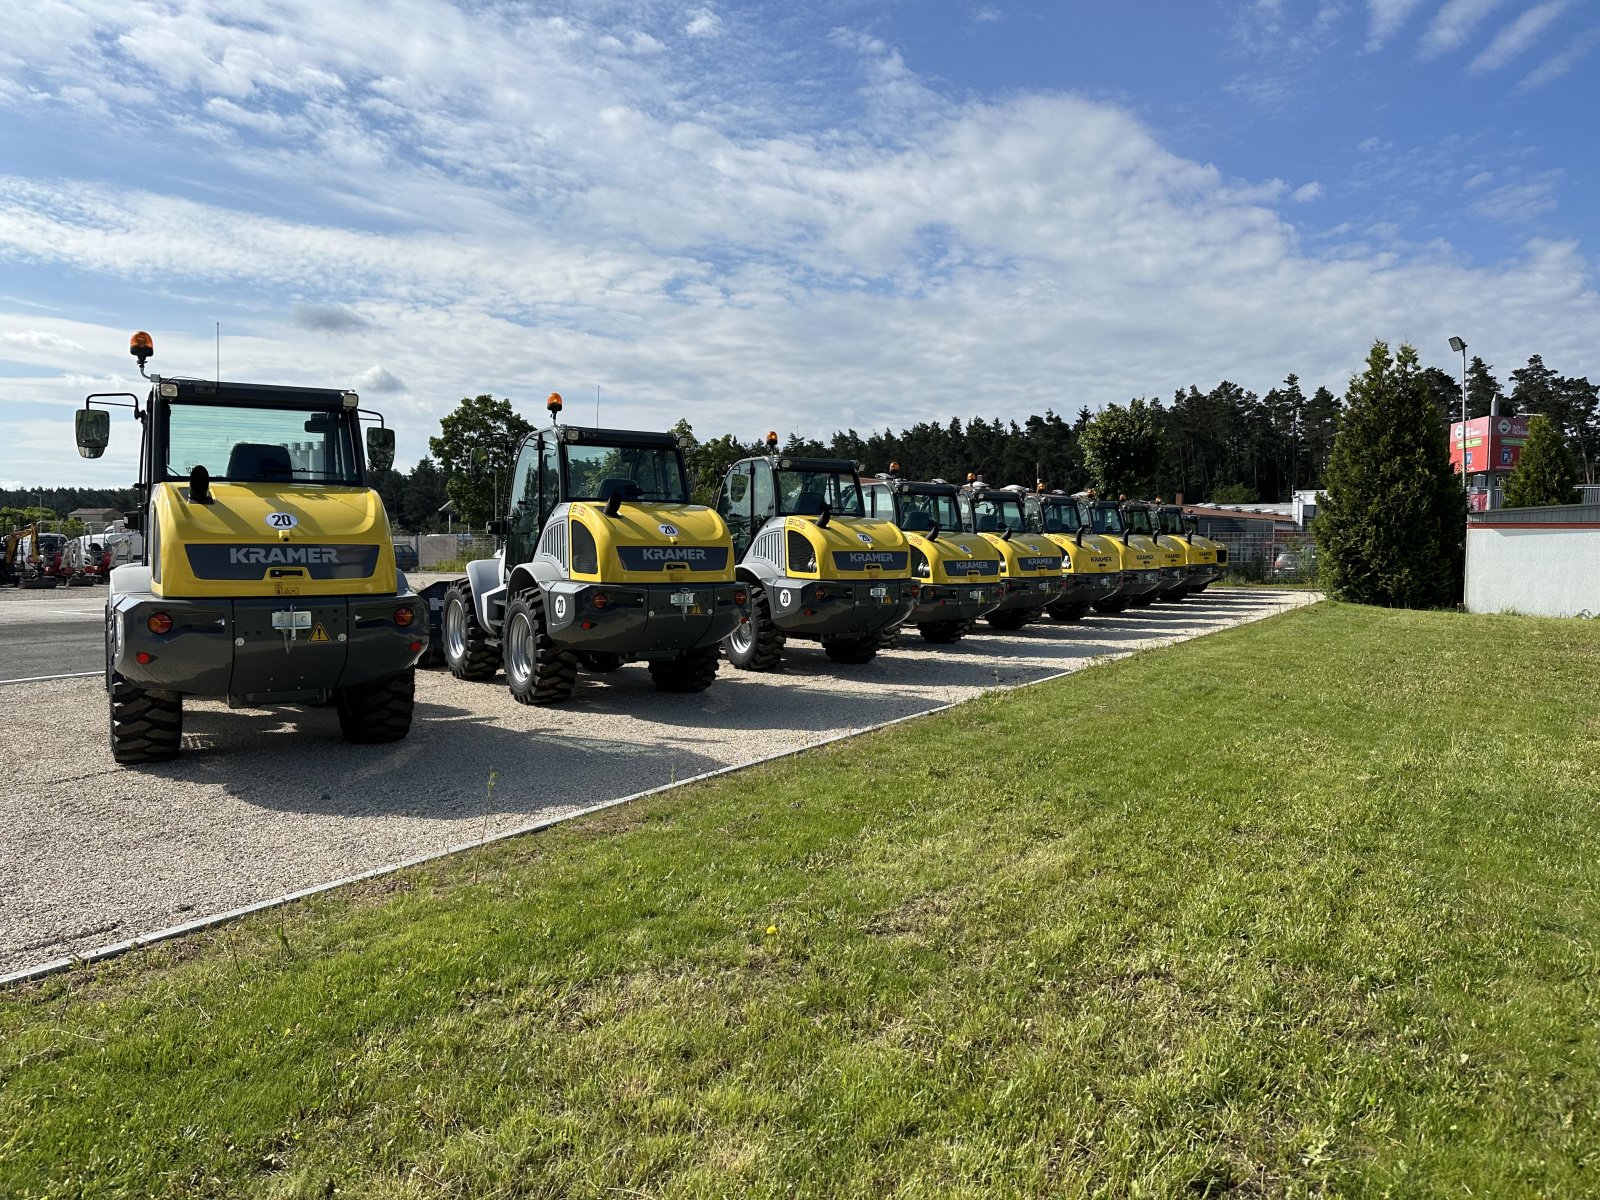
[{"left": 309, "top": 623, "right": 331, "bottom": 642}]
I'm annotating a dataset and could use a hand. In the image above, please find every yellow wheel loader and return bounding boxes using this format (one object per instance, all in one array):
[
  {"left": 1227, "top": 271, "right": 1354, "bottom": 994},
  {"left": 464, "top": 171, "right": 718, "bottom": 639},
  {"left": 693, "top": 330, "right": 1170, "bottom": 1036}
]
[
  {"left": 1021, "top": 489, "right": 1122, "bottom": 622},
  {"left": 952, "top": 479, "right": 1065, "bottom": 629},
  {"left": 440, "top": 394, "right": 748, "bottom": 703},
  {"left": 76, "top": 332, "right": 424, "bottom": 765},
  {"left": 1075, "top": 494, "right": 1163, "bottom": 613},
  {"left": 1155, "top": 504, "right": 1226, "bottom": 592},
  {"left": 1120, "top": 501, "right": 1189, "bottom": 603},
  {"left": 716, "top": 435, "right": 915, "bottom": 668},
  {"left": 861, "top": 471, "right": 1003, "bottom": 644}
]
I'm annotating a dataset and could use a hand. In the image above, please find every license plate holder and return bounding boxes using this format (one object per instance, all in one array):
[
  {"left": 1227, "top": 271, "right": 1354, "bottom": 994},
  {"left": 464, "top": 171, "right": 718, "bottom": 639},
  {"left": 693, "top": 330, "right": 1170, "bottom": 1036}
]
[
  {"left": 869, "top": 586, "right": 888, "bottom": 600},
  {"left": 669, "top": 591, "right": 696, "bottom": 606},
  {"left": 271, "top": 610, "right": 312, "bottom": 631},
  {"left": 970, "top": 589, "right": 985, "bottom": 601}
]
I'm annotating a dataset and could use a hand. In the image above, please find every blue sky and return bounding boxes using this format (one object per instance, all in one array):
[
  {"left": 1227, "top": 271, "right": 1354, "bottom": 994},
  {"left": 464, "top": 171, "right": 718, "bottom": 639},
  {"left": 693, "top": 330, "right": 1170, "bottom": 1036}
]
[{"left": 2, "top": 0, "right": 1596, "bottom": 487}]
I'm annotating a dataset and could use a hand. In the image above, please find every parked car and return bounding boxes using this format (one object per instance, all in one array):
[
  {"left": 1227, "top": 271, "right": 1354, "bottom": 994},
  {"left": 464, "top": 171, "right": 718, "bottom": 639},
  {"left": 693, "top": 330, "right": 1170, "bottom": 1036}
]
[
  {"left": 393, "top": 542, "right": 420, "bottom": 571},
  {"left": 1273, "top": 547, "right": 1314, "bottom": 579}
]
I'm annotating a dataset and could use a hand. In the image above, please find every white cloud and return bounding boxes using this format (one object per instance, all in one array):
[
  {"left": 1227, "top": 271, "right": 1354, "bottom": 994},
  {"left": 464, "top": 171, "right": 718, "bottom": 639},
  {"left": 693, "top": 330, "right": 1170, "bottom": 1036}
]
[
  {"left": 1365, "top": 0, "right": 1429, "bottom": 50},
  {"left": 0, "top": 2, "right": 1596, "bottom": 485},
  {"left": 1470, "top": 1, "right": 1572, "bottom": 72},
  {"left": 1517, "top": 25, "right": 1600, "bottom": 87},
  {"left": 684, "top": 7, "right": 722, "bottom": 37},
  {"left": 354, "top": 365, "right": 406, "bottom": 393},
  {"left": 1420, "top": 0, "right": 1512, "bottom": 57},
  {"left": 1470, "top": 169, "right": 1563, "bottom": 222},
  {"left": 1464, "top": 170, "right": 1495, "bottom": 189}
]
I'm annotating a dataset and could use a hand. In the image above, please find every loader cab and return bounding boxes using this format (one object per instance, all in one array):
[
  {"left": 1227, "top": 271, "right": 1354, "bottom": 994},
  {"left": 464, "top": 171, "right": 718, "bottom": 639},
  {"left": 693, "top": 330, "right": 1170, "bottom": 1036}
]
[
  {"left": 1155, "top": 506, "right": 1195, "bottom": 539},
  {"left": 956, "top": 482, "right": 1028, "bottom": 537},
  {"left": 718, "top": 454, "right": 865, "bottom": 559},
  {"left": 862, "top": 475, "right": 963, "bottom": 534},
  {"left": 1026, "top": 492, "right": 1086, "bottom": 536},
  {"left": 1078, "top": 497, "right": 1127, "bottom": 538},
  {"left": 79, "top": 370, "right": 393, "bottom": 547},
  {"left": 503, "top": 425, "right": 691, "bottom": 566},
  {"left": 1121, "top": 502, "right": 1157, "bottom": 538}
]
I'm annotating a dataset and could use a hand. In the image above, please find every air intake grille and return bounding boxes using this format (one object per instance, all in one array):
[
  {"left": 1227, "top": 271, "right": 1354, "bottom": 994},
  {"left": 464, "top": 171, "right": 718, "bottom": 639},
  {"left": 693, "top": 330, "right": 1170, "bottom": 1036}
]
[
  {"left": 570, "top": 521, "right": 598, "bottom": 575},
  {"left": 787, "top": 530, "right": 818, "bottom": 574},
  {"left": 538, "top": 520, "right": 568, "bottom": 570},
  {"left": 752, "top": 528, "right": 783, "bottom": 566}
]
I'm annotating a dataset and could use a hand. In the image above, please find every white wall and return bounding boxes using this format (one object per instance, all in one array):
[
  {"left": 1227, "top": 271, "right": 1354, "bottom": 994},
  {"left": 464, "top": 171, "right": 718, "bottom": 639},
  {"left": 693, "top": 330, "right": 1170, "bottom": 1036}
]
[{"left": 1466, "top": 524, "right": 1600, "bottom": 617}]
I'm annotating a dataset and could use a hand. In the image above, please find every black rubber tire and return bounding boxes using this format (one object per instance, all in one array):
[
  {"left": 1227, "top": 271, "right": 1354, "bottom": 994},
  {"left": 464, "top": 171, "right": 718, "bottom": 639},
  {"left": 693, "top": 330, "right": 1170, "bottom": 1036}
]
[
  {"left": 823, "top": 634, "right": 879, "bottom": 664},
  {"left": 878, "top": 624, "right": 903, "bottom": 650},
  {"left": 336, "top": 670, "right": 415, "bottom": 744},
  {"left": 917, "top": 620, "right": 964, "bottom": 644},
  {"left": 1129, "top": 593, "right": 1155, "bottom": 608},
  {"left": 580, "top": 651, "right": 625, "bottom": 674},
  {"left": 985, "top": 609, "right": 1029, "bottom": 631},
  {"left": 649, "top": 645, "right": 720, "bottom": 693},
  {"left": 502, "top": 590, "right": 578, "bottom": 705},
  {"left": 1093, "top": 596, "right": 1130, "bottom": 614},
  {"left": 442, "top": 582, "right": 499, "bottom": 680},
  {"left": 109, "top": 673, "right": 183, "bottom": 764},
  {"left": 1045, "top": 600, "right": 1086, "bottom": 624},
  {"left": 724, "top": 586, "right": 784, "bottom": 671}
]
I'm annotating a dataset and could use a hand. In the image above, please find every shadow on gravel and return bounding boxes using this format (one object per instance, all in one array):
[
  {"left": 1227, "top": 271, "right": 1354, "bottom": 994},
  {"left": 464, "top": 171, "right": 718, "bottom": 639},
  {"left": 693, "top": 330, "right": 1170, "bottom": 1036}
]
[{"left": 146, "top": 699, "right": 728, "bottom": 819}]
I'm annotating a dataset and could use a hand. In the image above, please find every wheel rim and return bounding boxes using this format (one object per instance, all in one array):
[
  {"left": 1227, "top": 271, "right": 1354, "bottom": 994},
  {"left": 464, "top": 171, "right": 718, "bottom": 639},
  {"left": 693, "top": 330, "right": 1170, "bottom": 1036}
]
[
  {"left": 444, "top": 597, "right": 467, "bottom": 661},
  {"left": 726, "top": 618, "right": 754, "bottom": 657},
  {"left": 505, "top": 609, "right": 534, "bottom": 687}
]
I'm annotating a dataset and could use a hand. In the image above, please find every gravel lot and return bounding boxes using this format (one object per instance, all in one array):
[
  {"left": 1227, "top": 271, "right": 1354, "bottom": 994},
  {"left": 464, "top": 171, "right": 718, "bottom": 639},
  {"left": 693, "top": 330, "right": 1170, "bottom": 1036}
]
[{"left": 1, "top": 587, "right": 1317, "bottom": 977}]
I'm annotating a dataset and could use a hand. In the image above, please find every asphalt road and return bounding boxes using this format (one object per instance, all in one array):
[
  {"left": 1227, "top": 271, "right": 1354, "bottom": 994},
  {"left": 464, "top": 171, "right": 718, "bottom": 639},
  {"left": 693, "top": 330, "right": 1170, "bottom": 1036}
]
[
  {"left": 2, "top": 587, "right": 1320, "bottom": 979},
  {"left": 0, "top": 589, "right": 105, "bottom": 683}
]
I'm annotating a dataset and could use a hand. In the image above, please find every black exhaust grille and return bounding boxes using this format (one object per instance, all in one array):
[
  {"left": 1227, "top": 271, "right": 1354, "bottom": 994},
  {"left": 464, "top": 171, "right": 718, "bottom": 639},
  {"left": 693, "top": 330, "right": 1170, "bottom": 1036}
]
[{"left": 571, "top": 521, "right": 599, "bottom": 574}]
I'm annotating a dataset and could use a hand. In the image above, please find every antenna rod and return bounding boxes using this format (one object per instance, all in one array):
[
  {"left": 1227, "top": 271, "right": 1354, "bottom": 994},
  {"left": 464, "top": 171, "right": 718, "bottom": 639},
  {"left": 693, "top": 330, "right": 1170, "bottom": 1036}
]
[
  {"left": 216, "top": 322, "right": 220, "bottom": 382},
  {"left": 596, "top": 384, "right": 600, "bottom": 425}
]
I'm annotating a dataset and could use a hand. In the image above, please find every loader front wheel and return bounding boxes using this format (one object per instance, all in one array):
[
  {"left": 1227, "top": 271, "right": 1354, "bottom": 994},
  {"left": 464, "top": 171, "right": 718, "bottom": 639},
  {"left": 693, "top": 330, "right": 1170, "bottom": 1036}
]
[
  {"left": 724, "top": 586, "right": 784, "bottom": 671},
  {"left": 649, "top": 645, "right": 720, "bottom": 693},
  {"left": 917, "top": 620, "right": 964, "bottom": 644},
  {"left": 442, "top": 582, "right": 499, "bottom": 680},
  {"left": 504, "top": 590, "right": 577, "bottom": 705},
  {"left": 336, "top": 670, "right": 415, "bottom": 744},
  {"left": 109, "top": 674, "right": 183, "bottom": 765}
]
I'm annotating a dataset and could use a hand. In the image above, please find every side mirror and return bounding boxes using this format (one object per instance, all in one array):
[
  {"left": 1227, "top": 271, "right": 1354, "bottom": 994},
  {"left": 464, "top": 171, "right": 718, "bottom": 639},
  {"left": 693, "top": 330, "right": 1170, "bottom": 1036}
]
[
  {"left": 366, "top": 426, "right": 395, "bottom": 472},
  {"left": 123, "top": 510, "right": 142, "bottom": 532},
  {"left": 486, "top": 518, "right": 508, "bottom": 536},
  {"left": 76, "top": 409, "right": 110, "bottom": 459}
]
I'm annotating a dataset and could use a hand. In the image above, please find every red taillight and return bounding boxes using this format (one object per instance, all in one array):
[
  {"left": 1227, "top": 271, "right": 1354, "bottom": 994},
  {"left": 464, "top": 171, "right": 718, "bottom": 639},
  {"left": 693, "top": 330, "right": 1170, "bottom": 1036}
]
[
  {"left": 408, "top": 640, "right": 423, "bottom": 653},
  {"left": 135, "top": 651, "right": 153, "bottom": 665},
  {"left": 146, "top": 613, "right": 173, "bottom": 635},
  {"left": 395, "top": 607, "right": 415, "bottom": 627},
  {"left": 813, "top": 586, "right": 826, "bottom": 601},
  {"left": 733, "top": 589, "right": 748, "bottom": 606},
  {"left": 592, "top": 592, "right": 610, "bottom": 610},
  {"left": 580, "top": 619, "right": 595, "bottom": 630},
  {"left": 920, "top": 586, "right": 935, "bottom": 602}
]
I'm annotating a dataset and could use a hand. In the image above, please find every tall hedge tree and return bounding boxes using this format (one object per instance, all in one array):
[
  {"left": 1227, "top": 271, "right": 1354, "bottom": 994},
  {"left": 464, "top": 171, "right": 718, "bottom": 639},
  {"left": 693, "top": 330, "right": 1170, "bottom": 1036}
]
[
  {"left": 1501, "top": 415, "right": 1580, "bottom": 508},
  {"left": 1315, "top": 341, "right": 1466, "bottom": 607},
  {"left": 1082, "top": 398, "right": 1162, "bottom": 497},
  {"left": 428, "top": 394, "right": 532, "bottom": 529}
]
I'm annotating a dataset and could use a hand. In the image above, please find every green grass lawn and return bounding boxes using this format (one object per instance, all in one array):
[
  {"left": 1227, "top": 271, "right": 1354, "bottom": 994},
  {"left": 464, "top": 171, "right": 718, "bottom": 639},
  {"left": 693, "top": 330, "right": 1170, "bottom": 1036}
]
[{"left": 5, "top": 603, "right": 1599, "bottom": 1198}]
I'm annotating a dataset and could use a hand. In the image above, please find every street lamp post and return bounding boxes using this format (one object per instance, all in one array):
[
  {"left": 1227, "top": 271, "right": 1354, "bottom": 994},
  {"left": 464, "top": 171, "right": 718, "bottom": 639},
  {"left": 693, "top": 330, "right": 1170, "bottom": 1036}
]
[{"left": 1448, "top": 336, "right": 1468, "bottom": 492}]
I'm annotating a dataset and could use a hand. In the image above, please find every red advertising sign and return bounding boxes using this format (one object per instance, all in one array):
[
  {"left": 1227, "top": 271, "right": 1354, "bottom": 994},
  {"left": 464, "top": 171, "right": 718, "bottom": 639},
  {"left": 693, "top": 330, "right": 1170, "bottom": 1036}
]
[{"left": 1449, "top": 415, "right": 1528, "bottom": 475}]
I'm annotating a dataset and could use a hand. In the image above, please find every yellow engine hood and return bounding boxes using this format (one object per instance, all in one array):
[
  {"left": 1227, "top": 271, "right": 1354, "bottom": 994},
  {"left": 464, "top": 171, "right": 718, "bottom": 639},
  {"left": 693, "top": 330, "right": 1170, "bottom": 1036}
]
[
  {"left": 979, "top": 531, "right": 1063, "bottom": 578},
  {"left": 1152, "top": 536, "right": 1186, "bottom": 569},
  {"left": 786, "top": 515, "right": 911, "bottom": 580},
  {"left": 909, "top": 531, "right": 1003, "bottom": 583},
  {"left": 151, "top": 482, "right": 397, "bottom": 599},
  {"left": 569, "top": 501, "right": 737, "bottom": 584},
  {"left": 1043, "top": 532, "right": 1119, "bottom": 575}
]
